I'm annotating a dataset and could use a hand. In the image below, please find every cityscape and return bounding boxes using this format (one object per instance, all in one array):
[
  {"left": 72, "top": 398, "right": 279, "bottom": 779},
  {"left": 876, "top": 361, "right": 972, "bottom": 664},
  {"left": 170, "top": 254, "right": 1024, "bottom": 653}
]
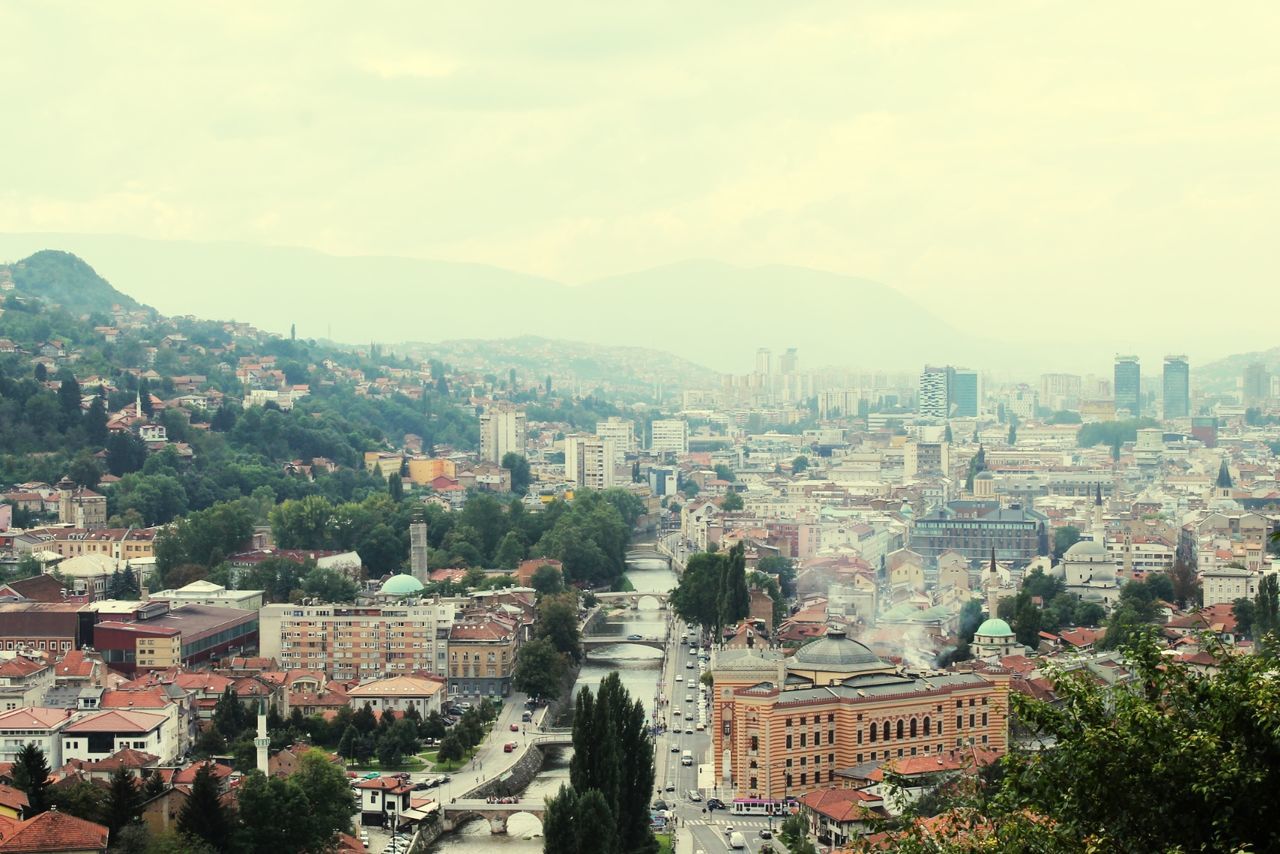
[{"left": 1, "top": 5, "right": 1278, "bottom": 854}]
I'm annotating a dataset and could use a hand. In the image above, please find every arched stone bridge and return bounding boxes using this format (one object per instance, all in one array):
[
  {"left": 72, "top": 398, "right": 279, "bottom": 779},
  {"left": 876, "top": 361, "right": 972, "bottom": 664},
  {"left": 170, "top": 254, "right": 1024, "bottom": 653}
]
[
  {"left": 440, "top": 800, "right": 544, "bottom": 834},
  {"left": 593, "top": 590, "right": 669, "bottom": 609},
  {"left": 581, "top": 635, "right": 667, "bottom": 654}
]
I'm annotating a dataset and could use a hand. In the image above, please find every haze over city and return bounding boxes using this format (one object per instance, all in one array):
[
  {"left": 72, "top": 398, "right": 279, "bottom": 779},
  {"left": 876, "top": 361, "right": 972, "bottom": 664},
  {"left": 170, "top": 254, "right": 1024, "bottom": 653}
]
[{"left": 1, "top": 3, "right": 1278, "bottom": 370}]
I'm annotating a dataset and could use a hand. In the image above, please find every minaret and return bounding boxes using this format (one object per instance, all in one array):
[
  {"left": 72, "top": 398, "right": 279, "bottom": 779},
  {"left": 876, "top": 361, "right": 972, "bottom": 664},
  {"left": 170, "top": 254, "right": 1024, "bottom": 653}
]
[
  {"left": 985, "top": 548, "right": 1000, "bottom": 619},
  {"left": 255, "top": 701, "right": 270, "bottom": 775},
  {"left": 1092, "top": 484, "right": 1105, "bottom": 545}
]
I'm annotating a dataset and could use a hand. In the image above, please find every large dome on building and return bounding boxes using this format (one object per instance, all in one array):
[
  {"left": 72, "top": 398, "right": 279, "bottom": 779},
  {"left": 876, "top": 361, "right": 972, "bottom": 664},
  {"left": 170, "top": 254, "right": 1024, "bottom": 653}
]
[
  {"left": 379, "top": 573, "right": 425, "bottom": 597},
  {"left": 789, "top": 628, "right": 884, "bottom": 673},
  {"left": 1063, "top": 540, "right": 1109, "bottom": 562},
  {"left": 975, "top": 617, "right": 1014, "bottom": 638}
]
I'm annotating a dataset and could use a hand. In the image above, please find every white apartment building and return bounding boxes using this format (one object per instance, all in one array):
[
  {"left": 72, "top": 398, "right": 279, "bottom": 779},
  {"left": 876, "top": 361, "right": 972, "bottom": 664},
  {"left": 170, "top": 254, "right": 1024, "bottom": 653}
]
[
  {"left": 595, "top": 417, "right": 635, "bottom": 467},
  {"left": 480, "top": 404, "right": 527, "bottom": 463},
  {"left": 565, "top": 435, "right": 616, "bottom": 490},
  {"left": 259, "top": 601, "right": 457, "bottom": 682},
  {"left": 918, "top": 367, "right": 950, "bottom": 418},
  {"left": 651, "top": 419, "right": 689, "bottom": 455},
  {"left": 0, "top": 707, "right": 72, "bottom": 768}
]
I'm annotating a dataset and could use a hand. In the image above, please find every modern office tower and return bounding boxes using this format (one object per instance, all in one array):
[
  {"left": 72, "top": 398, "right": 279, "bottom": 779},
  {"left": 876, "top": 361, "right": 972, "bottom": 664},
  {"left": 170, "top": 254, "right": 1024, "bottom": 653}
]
[
  {"left": 951, "top": 368, "right": 980, "bottom": 417},
  {"left": 1162, "top": 355, "right": 1190, "bottom": 419},
  {"left": 755, "top": 347, "right": 773, "bottom": 376},
  {"left": 651, "top": 419, "right": 689, "bottom": 455},
  {"left": 1243, "top": 362, "right": 1271, "bottom": 407},
  {"left": 918, "top": 365, "right": 952, "bottom": 418},
  {"left": 1114, "top": 355, "right": 1141, "bottom": 418},
  {"left": 565, "top": 435, "right": 615, "bottom": 490},
  {"left": 479, "top": 404, "right": 526, "bottom": 463},
  {"left": 594, "top": 416, "right": 635, "bottom": 466},
  {"left": 779, "top": 347, "right": 799, "bottom": 375}
]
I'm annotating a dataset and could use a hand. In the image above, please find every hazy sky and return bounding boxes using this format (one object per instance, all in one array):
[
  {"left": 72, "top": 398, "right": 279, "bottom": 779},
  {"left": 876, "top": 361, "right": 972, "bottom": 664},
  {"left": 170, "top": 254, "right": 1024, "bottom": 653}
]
[{"left": 1, "top": 2, "right": 1277, "bottom": 359}]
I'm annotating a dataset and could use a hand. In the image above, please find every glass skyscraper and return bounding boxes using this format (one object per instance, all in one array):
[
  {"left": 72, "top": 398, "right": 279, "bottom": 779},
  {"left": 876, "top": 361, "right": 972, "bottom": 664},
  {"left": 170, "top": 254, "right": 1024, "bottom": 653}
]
[
  {"left": 1162, "top": 355, "right": 1189, "bottom": 419},
  {"left": 1115, "top": 355, "right": 1141, "bottom": 417}
]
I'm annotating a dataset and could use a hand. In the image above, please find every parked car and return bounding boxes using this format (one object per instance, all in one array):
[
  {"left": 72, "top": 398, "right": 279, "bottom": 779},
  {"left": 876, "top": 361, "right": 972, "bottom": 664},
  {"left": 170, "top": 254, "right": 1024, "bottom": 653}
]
[{"left": 687, "top": 790, "right": 702, "bottom": 802}]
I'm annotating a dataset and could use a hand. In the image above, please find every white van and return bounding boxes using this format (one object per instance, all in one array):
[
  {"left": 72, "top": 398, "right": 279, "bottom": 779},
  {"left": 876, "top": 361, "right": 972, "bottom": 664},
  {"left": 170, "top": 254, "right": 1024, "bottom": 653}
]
[
  {"left": 729, "top": 831, "right": 746, "bottom": 849},
  {"left": 681, "top": 750, "right": 693, "bottom": 767}
]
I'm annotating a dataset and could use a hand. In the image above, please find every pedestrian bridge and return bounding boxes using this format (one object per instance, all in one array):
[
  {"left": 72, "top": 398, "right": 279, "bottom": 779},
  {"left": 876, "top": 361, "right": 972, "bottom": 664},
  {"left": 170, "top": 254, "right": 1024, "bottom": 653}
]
[
  {"left": 581, "top": 635, "right": 667, "bottom": 654},
  {"left": 440, "top": 800, "right": 544, "bottom": 834},
  {"left": 529, "top": 728, "right": 573, "bottom": 747}
]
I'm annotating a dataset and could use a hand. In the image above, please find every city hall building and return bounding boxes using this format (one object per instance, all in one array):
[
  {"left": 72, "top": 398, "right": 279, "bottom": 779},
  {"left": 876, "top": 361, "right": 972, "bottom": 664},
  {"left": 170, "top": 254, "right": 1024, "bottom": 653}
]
[{"left": 709, "top": 629, "right": 1010, "bottom": 801}]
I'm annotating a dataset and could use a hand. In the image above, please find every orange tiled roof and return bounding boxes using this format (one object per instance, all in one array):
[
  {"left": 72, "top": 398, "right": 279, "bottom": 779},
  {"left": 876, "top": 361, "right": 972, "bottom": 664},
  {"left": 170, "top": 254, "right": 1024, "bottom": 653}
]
[{"left": 0, "top": 808, "right": 108, "bottom": 852}]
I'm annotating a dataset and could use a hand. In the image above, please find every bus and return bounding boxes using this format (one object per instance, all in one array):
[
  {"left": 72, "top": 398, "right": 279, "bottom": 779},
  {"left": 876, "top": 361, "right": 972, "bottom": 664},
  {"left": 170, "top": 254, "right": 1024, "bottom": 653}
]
[{"left": 730, "top": 798, "right": 797, "bottom": 816}]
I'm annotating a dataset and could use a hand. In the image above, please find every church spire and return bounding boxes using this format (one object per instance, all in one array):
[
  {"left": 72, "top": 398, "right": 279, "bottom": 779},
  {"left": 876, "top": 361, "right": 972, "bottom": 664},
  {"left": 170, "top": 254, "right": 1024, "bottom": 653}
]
[{"left": 1216, "top": 457, "right": 1233, "bottom": 489}]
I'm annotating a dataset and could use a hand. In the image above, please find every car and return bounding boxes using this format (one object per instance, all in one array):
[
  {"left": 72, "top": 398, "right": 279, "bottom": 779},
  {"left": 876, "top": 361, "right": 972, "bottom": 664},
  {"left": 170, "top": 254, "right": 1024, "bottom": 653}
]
[
  {"left": 686, "top": 661, "right": 694, "bottom": 668},
  {"left": 412, "top": 781, "right": 430, "bottom": 791},
  {"left": 510, "top": 723, "right": 520, "bottom": 731},
  {"left": 664, "top": 784, "right": 675, "bottom": 792},
  {"left": 671, "top": 745, "right": 680, "bottom": 753},
  {"left": 521, "top": 711, "right": 533, "bottom": 722},
  {"left": 503, "top": 741, "right": 517, "bottom": 752},
  {"left": 729, "top": 831, "right": 746, "bottom": 850},
  {"left": 687, "top": 790, "right": 702, "bottom": 802},
  {"left": 673, "top": 709, "right": 681, "bottom": 717},
  {"left": 685, "top": 695, "right": 693, "bottom": 703},
  {"left": 652, "top": 800, "right": 668, "bottom": 811},
  {"left": 706, "top": 798, "right": 725, "bottom": 810},
  {"left": 759, "top": 829, "right": 773, "bottom": 839},
  {"left": 627, "top": 634, "right": 644, "bottom": 640},
  {"left": 675, "top": 675, "right": 683, "bottom": 682},
  {"left": 696, "top": 723, "right": 705, "bottom": 731},
  {"left": 723, "top": 824, "right": 735, "bottom": 835},
  {"left": 685, "top": 728, "right": 693, "bottom": 734}
]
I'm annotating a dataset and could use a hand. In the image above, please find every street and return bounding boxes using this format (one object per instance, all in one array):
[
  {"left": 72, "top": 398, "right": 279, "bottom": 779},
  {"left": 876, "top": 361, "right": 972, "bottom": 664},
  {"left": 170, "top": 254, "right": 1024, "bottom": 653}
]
[{"left": 654, "top": 615, "right": 786, "bottom": 854}]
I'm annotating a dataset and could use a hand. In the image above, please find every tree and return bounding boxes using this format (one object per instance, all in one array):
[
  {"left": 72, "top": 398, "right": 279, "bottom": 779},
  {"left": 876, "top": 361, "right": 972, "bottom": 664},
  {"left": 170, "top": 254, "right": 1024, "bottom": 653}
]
[
  {"left": 952, "top": 630, "right": 1280, "bottom": 852},
  {"left": 57, "top": 376, "right": 82, "bottom": 432},
  {"left": 292, "top": 749, "right": 353, "bottom": 845},
  {"left": 178, "top": 763, "right": 234, "bottom": 851},
  {"left": 566, "top": 673, "right": 656, "bottom": 854},
  {"left": 103, "top": 766, "right": 144, "bottom": 839},
  {"left": 537, "top": 592, "right": 582, "bottom": 662},
  {"left": 513, "top": 637, "right": 567, "bottom": 700},
  {"left": 792, "top": 455, "right": 809, "bottom": 473},
  {"left": 574, "top": 789, "right": 617, "bottom": 854},
  {"left": 387, "top": 473, "right": 404, "bottom": 502},
  {"left": 300, "top": 566, "right": 357, "bottom": 603},
  {"left": 1052, "top": 525, "right": 1080, "bottom": 559},
  {"left": 336, "top": 725, "right": 356, "bottom": 761},
  {"left": 1233, "top": 597, "right": 1256, "bottom": 639},
  {"left": 531, "top": 564, "right": 564, "bottom": 596},
  {"left": 494, "top": 530, "right": 526, "bottom": 569},
  {"left": 718, "top": 542, "right": 751, "bottom": 638},
  {"left": 501, "top": 452, "right": 532, "bottom": 495},
  {"left": 11, "top": 742, "right": 51, "bottom": 815},
  {"left": 1007, "top": 419, "right": 1017, "bottom": 445},
  {"left": 1256, "top": 573, "right": 1280, "bottom": 638},
  {"left": 713, "top": 463, "right": 736, "bottom": 483},
  {"left": 237, "top": 771, "right": 310, "bottom": 854},
  {"left": 721, "top": 491, "right": 743, "bottom": 511},
  {"left": 437, "top": 732, "right": 465, "bottom": 763},
  {"left": 543, "top": 784, "right": 579, "bottom": 854},
  {"left": 1169, "top": 556, "right": 1201, "bottom": 609}
]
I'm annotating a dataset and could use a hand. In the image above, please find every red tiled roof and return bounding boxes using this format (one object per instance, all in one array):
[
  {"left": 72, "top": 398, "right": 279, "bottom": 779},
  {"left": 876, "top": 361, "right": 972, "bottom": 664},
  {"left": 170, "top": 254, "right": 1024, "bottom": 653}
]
[
  {"left": 0, "top": 709, "right": 70, "bottom": 731},
  {"left": 0, "top": 785, "right": 28, "bottom": 814},
  {"left": 64, "top": 710, "right": 165, "bottom": 735},
  {"left": 0, "top": 808, "right": 108, "bottom": 852},
  {"left": 798, "top": 787, "right": 880, "bottom": 822},
  {"left": 0, "top": 658, "right": 48, "bottom": 679}
]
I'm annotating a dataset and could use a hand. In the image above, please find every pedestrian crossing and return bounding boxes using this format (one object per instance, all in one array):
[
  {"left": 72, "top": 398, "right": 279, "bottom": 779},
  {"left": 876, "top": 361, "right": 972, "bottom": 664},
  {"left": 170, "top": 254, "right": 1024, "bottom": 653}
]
[{"left": 684, "top": 818, "right": 774, "bottom": 828}]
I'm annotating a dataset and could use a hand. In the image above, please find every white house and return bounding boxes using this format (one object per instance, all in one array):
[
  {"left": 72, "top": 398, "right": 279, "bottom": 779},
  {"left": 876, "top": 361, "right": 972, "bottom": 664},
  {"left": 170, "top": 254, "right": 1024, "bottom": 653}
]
[
  {"left": 61, "top": 709, "right": 177, "bottom": 764},
  {"left": 354, "top": 775, "right": 413, "bottom": 829},
  {"left": 0, "top": 707, "right": 73, "bottom": 768},
  {"left": 346, "top": 675, "right": 446, "bottom": 717}
]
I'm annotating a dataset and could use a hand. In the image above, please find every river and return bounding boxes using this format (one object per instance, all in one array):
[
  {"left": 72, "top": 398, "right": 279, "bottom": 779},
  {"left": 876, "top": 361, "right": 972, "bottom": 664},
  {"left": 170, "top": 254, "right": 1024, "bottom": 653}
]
[{"left": 429, "top": 550, "right": 678, "bottom": 850}]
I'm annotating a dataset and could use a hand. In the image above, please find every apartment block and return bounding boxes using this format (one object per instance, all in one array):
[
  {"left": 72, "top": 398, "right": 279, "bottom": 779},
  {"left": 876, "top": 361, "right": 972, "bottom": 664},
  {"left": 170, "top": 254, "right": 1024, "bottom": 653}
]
[{"left": 259, "top": 601, "right": 456, "bottom": 682}]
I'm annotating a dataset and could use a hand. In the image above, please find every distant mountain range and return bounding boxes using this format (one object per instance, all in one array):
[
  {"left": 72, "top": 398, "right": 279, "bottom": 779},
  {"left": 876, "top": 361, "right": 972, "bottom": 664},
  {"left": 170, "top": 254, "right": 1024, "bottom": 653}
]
[
  {"left": 0, "top": 233, "right": 983, "bottom": 373},
  {"left": 398, "top": 335, "right": 718, "bottom": 398}
]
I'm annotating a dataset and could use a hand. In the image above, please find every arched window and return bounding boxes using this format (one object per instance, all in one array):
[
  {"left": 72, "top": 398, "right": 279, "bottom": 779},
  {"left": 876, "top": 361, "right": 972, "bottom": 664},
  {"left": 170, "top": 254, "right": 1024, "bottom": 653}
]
[
  {"left": 910, "top": 718, "right": 918, "bottom": 738},
  {"left": 882, "top": 721, "right": 890, "bottom": 741},
  {"left": 868, "top": 725, "right": 876, "bottom": 743},
  {"left": 897, "top": 720, "right": 904, "bottom": 739},
  {"left": 924, "top": 717, "right": 931, "bottom": 736}
]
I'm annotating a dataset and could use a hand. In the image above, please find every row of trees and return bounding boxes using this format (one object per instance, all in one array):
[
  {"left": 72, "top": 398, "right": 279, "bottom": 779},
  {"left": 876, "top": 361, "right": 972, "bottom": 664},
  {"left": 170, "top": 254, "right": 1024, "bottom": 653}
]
[
  {"left": 544, "top": 673, "right": 657, "bottom": 854},
  {"left": 513, "top": 588, "right": 583, "bottom": 700}
]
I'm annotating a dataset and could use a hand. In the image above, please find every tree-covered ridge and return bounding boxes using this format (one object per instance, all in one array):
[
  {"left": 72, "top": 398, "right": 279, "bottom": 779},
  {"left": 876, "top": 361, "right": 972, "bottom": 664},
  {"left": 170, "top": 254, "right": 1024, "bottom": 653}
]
[
  {"left": 0, "top": 253, "right": 476, "bottom": 516},
  {"left": 5, "top": 249, "right": 142, "bottom": 313}
]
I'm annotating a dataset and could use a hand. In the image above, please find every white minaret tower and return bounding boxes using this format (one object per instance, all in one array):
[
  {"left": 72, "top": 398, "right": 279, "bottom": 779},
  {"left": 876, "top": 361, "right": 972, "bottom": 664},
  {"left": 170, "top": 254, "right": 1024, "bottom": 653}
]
[
  {"left": 985, "top": 548, "right": 1000, "bottom": 619},
  {"left": 255, "top": 701, "right": 270, "bottom": 775}
]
